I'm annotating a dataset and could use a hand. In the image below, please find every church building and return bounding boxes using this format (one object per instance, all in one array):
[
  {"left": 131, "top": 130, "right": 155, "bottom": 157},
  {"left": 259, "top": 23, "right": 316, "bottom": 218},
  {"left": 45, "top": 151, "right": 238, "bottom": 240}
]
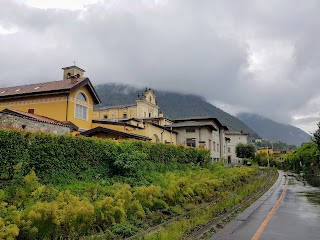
[{"left": 93, "top": 88, "right": 159, "bottom": 119}]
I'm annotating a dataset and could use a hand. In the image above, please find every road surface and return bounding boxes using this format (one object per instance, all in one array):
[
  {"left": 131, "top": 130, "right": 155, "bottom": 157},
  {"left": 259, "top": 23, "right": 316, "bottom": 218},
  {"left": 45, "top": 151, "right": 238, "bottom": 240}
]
[{"left": 211, "top": 171, "right": 320, "bottom": 240}]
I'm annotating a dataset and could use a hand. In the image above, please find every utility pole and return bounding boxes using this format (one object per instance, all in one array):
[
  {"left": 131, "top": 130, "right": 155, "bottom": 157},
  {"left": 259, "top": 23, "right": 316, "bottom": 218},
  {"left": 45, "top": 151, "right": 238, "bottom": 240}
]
[{"left": 267, "top": 146, "right": 270, "bottom": 167}]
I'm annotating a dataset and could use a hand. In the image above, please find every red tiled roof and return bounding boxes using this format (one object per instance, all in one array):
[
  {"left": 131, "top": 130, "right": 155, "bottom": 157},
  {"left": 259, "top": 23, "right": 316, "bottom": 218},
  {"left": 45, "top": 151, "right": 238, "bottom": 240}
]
[
  {"left": 0, "top": 77, "right": 101, "bottom": 104},
  {"left": 0, "top": 108, "right": 77, "bottom": 129}
]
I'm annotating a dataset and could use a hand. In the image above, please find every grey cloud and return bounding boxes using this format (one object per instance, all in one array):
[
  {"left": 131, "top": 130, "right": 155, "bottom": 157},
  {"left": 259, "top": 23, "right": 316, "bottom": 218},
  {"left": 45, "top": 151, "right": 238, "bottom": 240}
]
[{"left": 1, "top": 0, "right": 320, "bottom": 132}]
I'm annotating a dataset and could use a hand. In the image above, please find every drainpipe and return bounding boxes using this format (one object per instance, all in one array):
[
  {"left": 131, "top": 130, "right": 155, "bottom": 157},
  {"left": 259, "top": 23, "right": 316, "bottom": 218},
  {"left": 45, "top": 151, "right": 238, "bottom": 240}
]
[
  {"left": 198, "top": 126, "right": 201, "bottom": 147},
  {"left": 161, "top": 128, "right": 165, "bottom": 143},
  {"left": 66, "top": 96, "right": 69, "bottom": 121}
]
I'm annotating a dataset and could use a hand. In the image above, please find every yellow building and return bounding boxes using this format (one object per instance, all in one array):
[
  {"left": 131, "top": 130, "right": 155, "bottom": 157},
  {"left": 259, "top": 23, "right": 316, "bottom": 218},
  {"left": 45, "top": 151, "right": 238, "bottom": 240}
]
[
  {"left": 257, "top": 147, "right": 293, "bottom": 158},
  {"left": 93, "top": 88, "right": 159, "bottom": 119},
  {"left": 0, "top": 66, "right": 100, "bottom": 132},
  {"left": 257, "top": 147, "right": 274, "bottom": 155},
  {"left": 0, "top": 66, "right": 176, "bottom": 143},
  {"left": 90, "top": 118, "right": 177, "bottom": 144}
]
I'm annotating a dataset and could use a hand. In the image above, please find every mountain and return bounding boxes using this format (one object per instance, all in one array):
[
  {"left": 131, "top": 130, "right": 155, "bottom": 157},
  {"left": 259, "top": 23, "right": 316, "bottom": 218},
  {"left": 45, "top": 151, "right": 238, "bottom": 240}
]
[
  {"left": 237, "top": 113, "right": 311, "bottom": 146},
  {"left": 94, "top": 83, "right": 260, "bottom": 139}
]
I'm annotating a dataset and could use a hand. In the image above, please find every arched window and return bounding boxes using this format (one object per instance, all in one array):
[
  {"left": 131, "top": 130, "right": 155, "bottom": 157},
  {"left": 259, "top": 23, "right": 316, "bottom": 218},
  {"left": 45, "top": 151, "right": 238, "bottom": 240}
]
[
  {"left": 149, "top": 96, "right": 152, "bottom": 103},
  {"left": 75, "top": 92, "right": 88, "bottom": 120},
  {"left": 77, "top": 92, "right": 87, "bottom": 102},
  {"left": 67, "top": 73, "right": 71, "bottom": 79}
]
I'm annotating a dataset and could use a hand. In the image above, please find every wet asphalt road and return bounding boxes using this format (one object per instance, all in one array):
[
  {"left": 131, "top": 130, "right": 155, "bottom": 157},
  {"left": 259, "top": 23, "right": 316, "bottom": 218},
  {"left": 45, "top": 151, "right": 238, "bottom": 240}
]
[{"left": 211, "top": 171, "right": 320, "bottom": 240}]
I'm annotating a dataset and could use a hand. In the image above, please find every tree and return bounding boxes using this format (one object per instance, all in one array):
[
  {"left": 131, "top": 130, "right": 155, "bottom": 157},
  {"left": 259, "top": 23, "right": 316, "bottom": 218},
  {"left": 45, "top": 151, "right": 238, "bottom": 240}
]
[
  {"left": 313, "top": 122, "right": 320, "bottom": 150},
  {"left": 235, "top": 143, "right": 256, "bottom": 159}
]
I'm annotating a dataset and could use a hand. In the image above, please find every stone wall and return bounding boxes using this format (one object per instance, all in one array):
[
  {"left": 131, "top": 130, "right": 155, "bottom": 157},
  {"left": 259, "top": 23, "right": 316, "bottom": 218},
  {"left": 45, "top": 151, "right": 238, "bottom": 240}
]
[{"left": 0, "top": 113, "right": 70, "bottom": 134}]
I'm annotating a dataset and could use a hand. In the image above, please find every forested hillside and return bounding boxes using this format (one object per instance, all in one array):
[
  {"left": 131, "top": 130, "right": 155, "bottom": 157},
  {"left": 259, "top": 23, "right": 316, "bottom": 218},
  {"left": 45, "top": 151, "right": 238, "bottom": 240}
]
[
  {"left": 94, "top": 83, "right": 260, "bottom": 139},
  {"left": 238, "top": 113, "right": 311, "bottom": 146}
]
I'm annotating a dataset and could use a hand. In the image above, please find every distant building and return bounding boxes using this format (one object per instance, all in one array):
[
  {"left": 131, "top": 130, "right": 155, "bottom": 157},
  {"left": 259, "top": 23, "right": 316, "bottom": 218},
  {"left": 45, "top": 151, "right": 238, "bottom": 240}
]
[
  {"left": 166, "top": 117, "right": 229, "bottom": 162},
  {"left": 225, "top": 131, "right": 249, "bottom": 165},
  {"left": 257, "top": 147, "right": 274, "bottom": 155},
  {"left": 91, "top": 117, "right": 177, "bottom": 144},
  {"left": 93, "top": 88, "right": 159, "bottom": 119}
]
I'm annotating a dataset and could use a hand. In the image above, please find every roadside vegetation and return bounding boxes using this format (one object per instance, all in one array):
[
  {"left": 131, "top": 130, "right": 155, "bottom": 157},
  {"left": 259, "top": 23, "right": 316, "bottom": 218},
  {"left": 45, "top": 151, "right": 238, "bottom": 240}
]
[{"left": 0, "top": 129, "right": 273, "bottom": 239}]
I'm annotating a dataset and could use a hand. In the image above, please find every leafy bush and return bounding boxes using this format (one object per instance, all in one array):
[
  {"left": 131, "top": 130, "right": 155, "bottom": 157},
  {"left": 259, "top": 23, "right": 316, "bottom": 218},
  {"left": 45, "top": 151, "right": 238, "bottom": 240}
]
[
  {"left": 0, "top": 129, "right": 210, "bottom": 183},
  {"left": 0, "top": 165, "right": 261, "bottom": 239}
]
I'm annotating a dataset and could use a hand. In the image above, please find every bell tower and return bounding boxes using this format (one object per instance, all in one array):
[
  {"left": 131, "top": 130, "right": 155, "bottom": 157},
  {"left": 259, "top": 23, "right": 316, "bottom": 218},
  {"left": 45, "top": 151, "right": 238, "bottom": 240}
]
[{"left": 62, "top": 65, "right": 85, "bottom": 80}]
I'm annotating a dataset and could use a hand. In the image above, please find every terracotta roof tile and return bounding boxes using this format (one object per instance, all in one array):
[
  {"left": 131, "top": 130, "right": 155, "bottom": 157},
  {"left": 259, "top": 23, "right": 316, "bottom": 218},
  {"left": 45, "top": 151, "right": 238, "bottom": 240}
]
[
  {"left": 0, "top": 77, "right": 101, "bottom": 104},
  {"left": 0, "top": 78, "right": 86, "bottom": 98}
]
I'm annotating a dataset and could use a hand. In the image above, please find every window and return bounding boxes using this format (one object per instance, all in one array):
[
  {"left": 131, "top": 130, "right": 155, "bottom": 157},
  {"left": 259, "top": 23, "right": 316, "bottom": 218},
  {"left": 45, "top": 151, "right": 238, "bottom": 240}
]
[
  {"left": 123, "top": 113, "right": 127, "bottom": 119},
  {"left": 186, "top": 138, "right": 196, "bottom": 147},
  {"left": 149, "top": 96, "right": 152, "bottom": 102},
  {"left": 209, "top": 139, "right": 212, "bottom": 150},
  {"left": 228, "top": 147, "right": 231, "bottom": 153},
  {"left": 75, "top": 105, "right": 87, "bottom": 120},
  {"left": 213, "top": 141, "right": 216, "bottom": 151},
  {"left": 28, "top": 109, "right": 35, "bottom": 114},
  {"left": 77, "top": 93, "right": 87, "bottom": 102},
  {"left": 75, "top": 92, "right": 88, "bottom": 120},
  {"left": 217, "top": 144, "right": 219, "bottom": 152},
  {"left": 103, "top": 114, "right": 108, "bottom": 119},
  {"left": 186, "top": 128, "right": 196, "bottom": 132},
  {"left": 67, "top": 73, "right": 71, "bottom": 79}
]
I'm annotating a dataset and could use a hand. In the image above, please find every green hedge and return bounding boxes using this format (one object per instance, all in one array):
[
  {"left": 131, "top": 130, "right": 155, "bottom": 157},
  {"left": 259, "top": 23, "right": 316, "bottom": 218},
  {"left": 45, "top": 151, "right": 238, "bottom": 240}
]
[{"left": 0, "top": 129, "right": 210, "bottom": 182}]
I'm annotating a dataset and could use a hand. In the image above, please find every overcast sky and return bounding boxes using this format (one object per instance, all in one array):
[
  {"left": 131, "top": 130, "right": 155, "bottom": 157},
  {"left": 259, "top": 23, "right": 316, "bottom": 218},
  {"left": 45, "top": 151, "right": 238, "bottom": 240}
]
[{"left": 1, "top": 0, "right": 320, "bottom": 133}]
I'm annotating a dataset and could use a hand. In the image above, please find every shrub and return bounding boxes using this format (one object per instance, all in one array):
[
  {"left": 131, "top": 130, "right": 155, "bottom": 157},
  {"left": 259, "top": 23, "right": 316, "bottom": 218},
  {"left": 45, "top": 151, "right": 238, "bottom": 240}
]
[{"left": 0, "top": 129, "right": 210, "bottom": 183}]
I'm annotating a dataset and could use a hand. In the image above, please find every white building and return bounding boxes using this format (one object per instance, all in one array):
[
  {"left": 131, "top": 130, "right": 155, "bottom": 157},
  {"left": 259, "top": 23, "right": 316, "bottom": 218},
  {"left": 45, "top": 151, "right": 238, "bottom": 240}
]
[
  {"left": 166, "top": 117, "right": 229, "bottom": 162},
  {"left": 225, "top": 131, "right": 249, "bottom": 165}
]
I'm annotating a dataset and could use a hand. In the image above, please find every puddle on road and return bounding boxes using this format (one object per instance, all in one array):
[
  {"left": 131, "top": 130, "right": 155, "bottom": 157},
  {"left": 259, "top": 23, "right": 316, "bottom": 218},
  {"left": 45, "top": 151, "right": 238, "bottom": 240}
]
[
  {"left": 300, "top": 192, "right": 320, "bottom": 205},
  {"left": 287, "top": 173, "right": 320, "bottom": 207}
]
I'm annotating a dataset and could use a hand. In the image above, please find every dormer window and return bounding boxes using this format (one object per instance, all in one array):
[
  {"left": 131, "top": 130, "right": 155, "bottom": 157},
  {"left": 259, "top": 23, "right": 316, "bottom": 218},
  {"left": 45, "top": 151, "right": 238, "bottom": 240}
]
[
  {"left": 15, "top": 89, "right": 20, "bottom": 92},
  {"left": 75, "top": 92, "right": 88, "bottom": 120},
  {"left": 34, "top": 87, "right": 40, "bottom": 90}
]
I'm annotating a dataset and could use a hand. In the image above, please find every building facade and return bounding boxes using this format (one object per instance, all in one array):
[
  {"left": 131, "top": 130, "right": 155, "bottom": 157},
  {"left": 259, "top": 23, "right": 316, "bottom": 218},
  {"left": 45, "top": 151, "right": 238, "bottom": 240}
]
[
  {"left": 166, "top": 117, "right": 229, "bottom": 162},
  {"left": 93, "top": 88, "right": 159, "bottom": 120},
  {"left": 225, "top": 131, "right": 249, "bottom": 165},
  {"left": 0, "top": 66, "right": 101, "bottom": 132}
]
